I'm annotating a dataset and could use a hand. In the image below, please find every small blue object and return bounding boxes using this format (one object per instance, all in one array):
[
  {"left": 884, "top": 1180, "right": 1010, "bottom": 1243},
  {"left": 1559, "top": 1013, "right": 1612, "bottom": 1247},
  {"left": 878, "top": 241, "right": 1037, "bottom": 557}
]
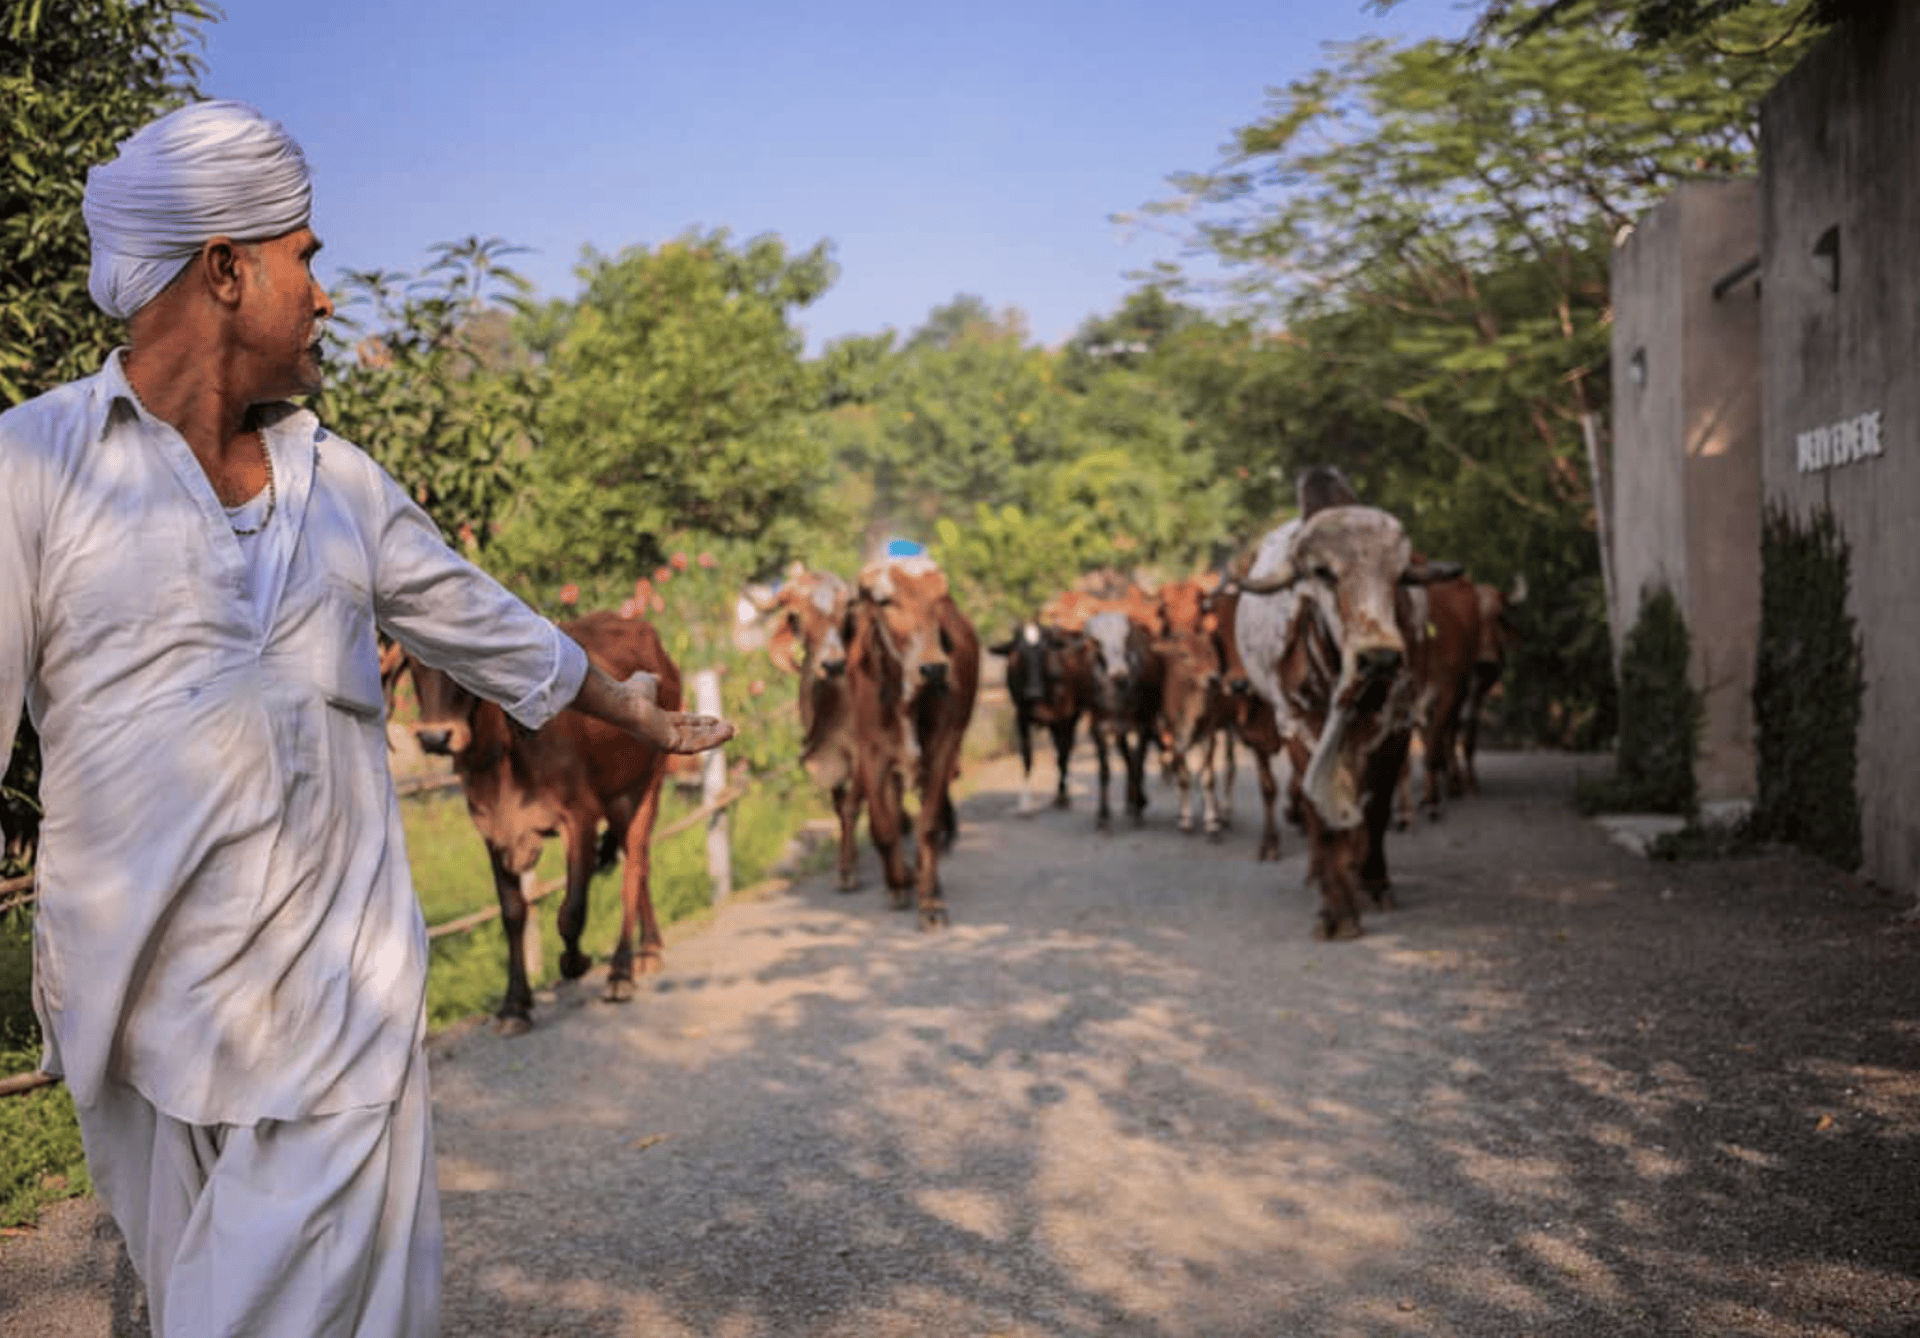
[{"left": 885, "top": 538, "right": 925, "bottom": 559}]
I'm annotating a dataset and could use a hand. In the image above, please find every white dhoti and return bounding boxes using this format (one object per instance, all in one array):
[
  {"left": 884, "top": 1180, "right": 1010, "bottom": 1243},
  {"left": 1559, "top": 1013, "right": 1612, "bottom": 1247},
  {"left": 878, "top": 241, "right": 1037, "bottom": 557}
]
[{"left": 76, "top": 1044, "right": 441, "bottom": 1338}]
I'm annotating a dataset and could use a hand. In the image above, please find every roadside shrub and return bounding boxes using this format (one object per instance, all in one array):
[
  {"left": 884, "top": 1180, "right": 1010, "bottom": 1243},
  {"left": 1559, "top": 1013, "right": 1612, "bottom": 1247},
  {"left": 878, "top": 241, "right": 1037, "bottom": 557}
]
[
  {"left": 1574, "top": 585, "right": 1700, "bottom": 815},
  {"left": 1747, "top": 504, "right": 1863, "bottom": 870}
]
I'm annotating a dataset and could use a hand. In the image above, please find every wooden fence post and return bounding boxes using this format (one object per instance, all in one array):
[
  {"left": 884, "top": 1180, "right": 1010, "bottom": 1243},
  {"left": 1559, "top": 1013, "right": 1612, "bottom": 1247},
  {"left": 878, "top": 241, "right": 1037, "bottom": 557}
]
[
  {"left": 519, "top": 869, "right": 543, "bottom": 983},
  {"left": 692, "top": 668, "right": 733, "bottom": 903}
]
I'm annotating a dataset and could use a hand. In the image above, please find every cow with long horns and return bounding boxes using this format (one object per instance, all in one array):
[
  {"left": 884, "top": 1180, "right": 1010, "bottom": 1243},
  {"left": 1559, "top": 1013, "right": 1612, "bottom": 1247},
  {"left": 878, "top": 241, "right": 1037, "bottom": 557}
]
[{"left": 1235, "top": 505, "right": 1456, "bottom": 938}]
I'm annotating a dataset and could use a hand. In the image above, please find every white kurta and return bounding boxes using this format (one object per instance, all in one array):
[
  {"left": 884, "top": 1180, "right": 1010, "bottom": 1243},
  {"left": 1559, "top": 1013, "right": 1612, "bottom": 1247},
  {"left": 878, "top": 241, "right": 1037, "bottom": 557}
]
[{"left": 0, "top": 350, "right": 589, "bottom": 1125}]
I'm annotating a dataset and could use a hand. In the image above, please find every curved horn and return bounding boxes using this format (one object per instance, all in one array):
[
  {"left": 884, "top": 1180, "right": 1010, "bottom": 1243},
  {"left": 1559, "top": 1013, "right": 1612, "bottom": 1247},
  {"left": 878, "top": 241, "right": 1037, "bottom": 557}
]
[{"left": 1234, "top": 559, "right": 1298, "bottom": 596}]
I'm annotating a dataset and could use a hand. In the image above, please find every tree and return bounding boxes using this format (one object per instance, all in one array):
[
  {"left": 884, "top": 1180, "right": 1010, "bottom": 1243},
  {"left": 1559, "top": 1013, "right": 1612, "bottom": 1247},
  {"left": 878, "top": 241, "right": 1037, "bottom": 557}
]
[
  {"left": 0, "top": 0, "right": 217, "bottom": 404},
  {"left": 1133, "top": 0, "right": 1816, "bottom": 743},
  {"left": 493, "top": 229, "right": 845, "bottom": 589},
  {"left": 1, "top": 0, "right": 219, "bottom": 876},
  {"left": 313, "top": 236, "right": 540, "bottom": 554}
]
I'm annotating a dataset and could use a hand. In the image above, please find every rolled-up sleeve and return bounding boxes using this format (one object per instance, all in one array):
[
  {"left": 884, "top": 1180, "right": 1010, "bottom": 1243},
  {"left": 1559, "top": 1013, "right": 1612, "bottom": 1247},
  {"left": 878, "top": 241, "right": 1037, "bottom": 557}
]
[{"left": 368, "top": 465, "right": 587, "bottom": 731}]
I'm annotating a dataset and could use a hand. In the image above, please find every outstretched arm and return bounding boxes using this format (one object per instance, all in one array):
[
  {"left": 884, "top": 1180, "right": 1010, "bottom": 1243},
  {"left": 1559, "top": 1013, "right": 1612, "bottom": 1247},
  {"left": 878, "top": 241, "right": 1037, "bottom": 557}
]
[{"left": 570, "top": 665, "right": 736, "bottom": 755}]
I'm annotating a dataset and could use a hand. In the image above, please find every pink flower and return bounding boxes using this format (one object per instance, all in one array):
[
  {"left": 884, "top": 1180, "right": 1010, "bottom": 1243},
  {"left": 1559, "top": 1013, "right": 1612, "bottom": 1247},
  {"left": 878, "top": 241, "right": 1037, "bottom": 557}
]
[
  {"left": 634, "top": 578, "right": 653, "bottom": 601},
  {"left": 619, "top": 599, "right": 637, "bottom": 619},
  {"left": 697, "top": 552, "right": 716, "bottom": 569},
  {"left": 748, "top": 679, "right": 766, "bottom": 697},
  {"left": 654, "top": 566, "right": 673, "bottom": 585},
  {"left": 559, "top": 583, "right": 580, "bottom": 606},
  {"left": 670, "top": 552, "right": 689, "bottom": 571},
  {"left": 650, "top": 594, "right": 665, "bottom": 613}
]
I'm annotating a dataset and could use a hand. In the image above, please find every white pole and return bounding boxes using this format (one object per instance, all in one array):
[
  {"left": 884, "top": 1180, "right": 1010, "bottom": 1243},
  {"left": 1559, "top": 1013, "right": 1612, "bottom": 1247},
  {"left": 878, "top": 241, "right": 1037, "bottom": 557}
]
[
  {"left": 519, "top": 869, "right": 543, "bottom": 983},
  {"left": 693, "top": 668, "right": 733, "bottom": 903}
]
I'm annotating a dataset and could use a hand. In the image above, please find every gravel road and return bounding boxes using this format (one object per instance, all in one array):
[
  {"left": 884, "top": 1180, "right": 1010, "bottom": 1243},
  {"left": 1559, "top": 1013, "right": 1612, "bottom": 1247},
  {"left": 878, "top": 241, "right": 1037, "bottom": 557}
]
[{"left": 5, "top": 746, "right": 1919, "bottom": 1337}]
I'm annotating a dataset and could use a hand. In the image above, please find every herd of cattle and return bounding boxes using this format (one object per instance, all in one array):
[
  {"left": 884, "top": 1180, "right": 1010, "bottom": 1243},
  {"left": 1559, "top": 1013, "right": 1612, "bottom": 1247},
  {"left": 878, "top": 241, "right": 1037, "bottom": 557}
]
[{"left": 380, "top": 465, "right": 1524, "bottom": 1030}]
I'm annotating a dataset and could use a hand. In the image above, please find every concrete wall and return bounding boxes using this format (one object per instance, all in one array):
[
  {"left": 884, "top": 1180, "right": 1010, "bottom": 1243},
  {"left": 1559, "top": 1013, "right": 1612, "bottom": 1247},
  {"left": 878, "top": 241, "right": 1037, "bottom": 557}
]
[
  {"left": 1761, "top": 9, "right": 1920, "bottom": 896},
  {"left": 1609, "top": 178, "right": 1763, "bottom": 803}
]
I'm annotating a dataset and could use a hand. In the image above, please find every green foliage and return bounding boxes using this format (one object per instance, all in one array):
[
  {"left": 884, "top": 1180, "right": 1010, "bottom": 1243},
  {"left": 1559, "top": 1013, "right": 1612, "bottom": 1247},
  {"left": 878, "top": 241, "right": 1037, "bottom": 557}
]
[
  {"left": 0, "top": 0, "right": 216, "bottom": 405},
  {"left": 1128, "top": 0, "right": 1813, "bottom": 748},
  {"left": 1748, "top": 504, "right": 1863, "bottom": 870},
  {"left": 2, "top": 0, "right": 219, "bottom": 883},
  {"left": 1576, "top": 585, "right": 1699, "bottom": 814},
  {"left": 313, "top": 237, "right": 540, "bottom": 553},
  {"left": 495, "top": 229, "right": 845, "bottom": 586},
  {"left": 0, "top": 911, "right": 88, "bottom": 1228}
]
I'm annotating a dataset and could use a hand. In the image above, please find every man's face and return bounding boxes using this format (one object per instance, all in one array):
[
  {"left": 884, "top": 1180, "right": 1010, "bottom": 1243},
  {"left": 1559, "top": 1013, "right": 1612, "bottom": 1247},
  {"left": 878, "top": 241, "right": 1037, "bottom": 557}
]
[{"left": 239, "top": 227, "right": 333, "bottom": 399}]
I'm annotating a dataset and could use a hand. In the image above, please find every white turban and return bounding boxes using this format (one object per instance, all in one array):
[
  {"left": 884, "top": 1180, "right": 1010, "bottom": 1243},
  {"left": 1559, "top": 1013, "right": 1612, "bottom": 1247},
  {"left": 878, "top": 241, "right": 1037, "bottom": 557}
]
[{"left": 82, "top": 99, "right": 312, "bottom": 320}]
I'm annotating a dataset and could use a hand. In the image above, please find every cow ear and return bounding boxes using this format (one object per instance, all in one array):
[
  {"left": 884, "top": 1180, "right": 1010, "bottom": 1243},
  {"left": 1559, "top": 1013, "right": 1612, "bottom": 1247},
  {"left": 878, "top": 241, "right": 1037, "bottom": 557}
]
[{"left": 768, "top": 622, "right": 801, "bottom": 675}]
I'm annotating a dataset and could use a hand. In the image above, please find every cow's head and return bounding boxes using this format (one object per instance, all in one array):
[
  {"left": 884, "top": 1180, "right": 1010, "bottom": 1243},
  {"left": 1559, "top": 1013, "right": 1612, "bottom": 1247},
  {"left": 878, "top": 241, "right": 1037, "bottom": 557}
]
[
  {"left": 800, "top": 595, "right": 905, "bottom": 792},
  {"left": 1238, "top": 506, "right": 1456, "bottom": 827},
  {"left": 405, "top": 658, "right": 481, "bottom": 758},
  {"left": 860, "top": 556, "right": 956, "bottom": 693},
  {"left": 1237, "top": 506, "right": 1458, "bottom": 700},
  {"left": 1083, "top": 610, "right": 1147, "bottom": 718},
  {"left": 988, "top": 621, "right": 1056, "bottom": 709}
]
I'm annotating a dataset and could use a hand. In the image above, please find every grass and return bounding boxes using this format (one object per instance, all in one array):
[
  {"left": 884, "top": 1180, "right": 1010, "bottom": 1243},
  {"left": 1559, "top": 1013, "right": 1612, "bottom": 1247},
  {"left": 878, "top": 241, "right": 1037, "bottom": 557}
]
[{"left": 0, "top": 770, "right": 829, "bottom": 1230}]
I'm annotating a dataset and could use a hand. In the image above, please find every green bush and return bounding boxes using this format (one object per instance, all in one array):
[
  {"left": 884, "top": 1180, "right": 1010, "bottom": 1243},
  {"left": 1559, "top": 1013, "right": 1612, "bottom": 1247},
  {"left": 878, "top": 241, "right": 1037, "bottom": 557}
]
[
  {"left": 1748, "top": 505, "right": 1863, "bottom": 870},
  {"left": 1575, "top": 585, "right": 1700, "bottom": 815}
]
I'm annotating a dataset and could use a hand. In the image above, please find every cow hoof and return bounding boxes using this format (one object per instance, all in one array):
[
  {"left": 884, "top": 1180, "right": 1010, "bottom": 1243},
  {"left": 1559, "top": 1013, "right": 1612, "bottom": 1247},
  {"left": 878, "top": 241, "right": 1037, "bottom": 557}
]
[
  {"left": 1363, "top": 880, "right": 1397, "bottom": 911},
  {"left": 919, "top": 905, "right": 949, "bottom": 930},
  {"left": 1258, "top": 840, "right": 1280, "bottom": 862},
  {"left": 559, "top": 948, "right": 594, "bottom": 980},
  {"left": 636, "top": 951, "right": 665, "bottom": 976},
  {"left": 495, "top": 1013, "right": 534, "bottom": 1037},
  {"left": 837, "top": 873, "right": 861, "bottom": 894},
  {"left": 889, "top": 889, "right": 914, "bottom": 912},
  {"left": 1053, "top": 794, "right": 1070, "bottom": 810},
  {"left": 603, "top": 977, "right": 638, "bottom": 1004},
  {"left": 1315, "top": 916, "right": 1364, "bottom": 941}
]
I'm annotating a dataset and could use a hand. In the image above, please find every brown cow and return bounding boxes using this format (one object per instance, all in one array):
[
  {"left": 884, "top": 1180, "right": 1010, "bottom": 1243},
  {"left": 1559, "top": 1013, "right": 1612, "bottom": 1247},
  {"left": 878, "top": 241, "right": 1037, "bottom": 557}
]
[
  {"left": 1238, "top": 506, "right": 1454, "bottom": 938},
  {"left": 1154, "top": 613, "right": 1234, "bottom": 837},
  {"left": 1460, "top": 574, "right": 1526, "bottom": 794},
  {"left": 1405, "top": 572, "right": 1484, "bottom": 821},
  {"left": 755, "top": 566, "right": 875, "bottom": 890},
  {"left": 857, "top": 556, "right": 980, "bottom": 927},
  {"left": 402, "top": 611, "right": 681, "bottom": 1031}
]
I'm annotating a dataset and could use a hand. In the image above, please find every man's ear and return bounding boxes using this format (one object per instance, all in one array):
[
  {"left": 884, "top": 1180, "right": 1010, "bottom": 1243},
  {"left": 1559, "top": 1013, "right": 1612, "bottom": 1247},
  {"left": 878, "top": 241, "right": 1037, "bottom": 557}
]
[{"left": 201, "top": 237, "right": 248, "bottom": 307}]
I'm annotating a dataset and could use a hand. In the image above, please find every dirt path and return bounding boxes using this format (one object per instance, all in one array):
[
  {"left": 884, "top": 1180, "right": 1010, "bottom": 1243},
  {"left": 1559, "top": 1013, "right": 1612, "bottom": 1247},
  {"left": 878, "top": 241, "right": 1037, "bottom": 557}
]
[{"left": 5, "top": 747, "right": 1920, "bottom": 1337}]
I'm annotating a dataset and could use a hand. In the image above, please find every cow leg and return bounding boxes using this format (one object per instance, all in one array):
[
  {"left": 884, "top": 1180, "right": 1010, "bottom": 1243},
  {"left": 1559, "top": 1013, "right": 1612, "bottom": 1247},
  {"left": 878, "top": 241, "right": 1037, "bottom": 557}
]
[
  {"left": 867, "top": 768, "right": 915, "bottom": 910},
  {"left": 1012, "top": 715, "right": 1039, "bottom": 816},
  {"left": 555, "top": 810, "right": 599, "bottom": 983},
  {"left": 832, "top": 781, "right": 862, "bottom": 892},
  {"left": 1215, "top": 728, "right": 1235, "bottom": 832},
  {"left": 1360, "top": 729, "right": 1411, "bottom": 909},
  {"left": 1171, "top": 742, "right": 1195, "bottom": 833},
  {"left": 1094, "top": 726, "right": 1114, "bottom": 832},
  {"left": 1050, "top": 717, "right": 1077, "bottom": 808},
  {"left": 605, "top": 777, "right": 667, "bottom": 1001},
  {"left": 491, "top": 851, "right": 538, "bottom": 1033},
  {"left": 1252, "top": 746, "right": 1281, "bottom": 861},
  {"left": 1316, "top": 826, "right": 1369, "bottom": 940},
  {"left": 1199, "top": 730, "right": 1224, "bottom": 838},
  {"left": 1394, "top": 747, "right": 1415, "bottom": 831},
  {"left": 914, "top": 738, "right": 966, "bottom": 930},
  {"left": 1125, "top": 729, "right": 1150, "bottom": 829}
]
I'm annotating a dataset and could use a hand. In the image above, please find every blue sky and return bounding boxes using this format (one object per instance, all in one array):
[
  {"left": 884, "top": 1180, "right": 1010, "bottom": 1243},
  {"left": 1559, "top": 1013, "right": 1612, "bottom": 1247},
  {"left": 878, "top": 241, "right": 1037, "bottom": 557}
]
[{"left": 200, "top": 0, "right": 1474, "bottom": 351}]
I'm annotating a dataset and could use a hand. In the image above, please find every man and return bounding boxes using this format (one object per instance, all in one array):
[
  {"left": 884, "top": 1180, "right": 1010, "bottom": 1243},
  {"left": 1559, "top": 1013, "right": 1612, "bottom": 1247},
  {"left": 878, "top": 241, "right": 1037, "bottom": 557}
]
[{"left": 0, "top": 100, "right": 733, "bottom": 1337}]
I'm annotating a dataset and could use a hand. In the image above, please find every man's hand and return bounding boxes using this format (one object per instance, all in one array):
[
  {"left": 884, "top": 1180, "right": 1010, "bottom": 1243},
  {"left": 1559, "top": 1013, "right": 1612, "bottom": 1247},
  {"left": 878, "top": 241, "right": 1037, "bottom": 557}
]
[{"left": 572, "top": 666, "right": 736, "bottom": 754}]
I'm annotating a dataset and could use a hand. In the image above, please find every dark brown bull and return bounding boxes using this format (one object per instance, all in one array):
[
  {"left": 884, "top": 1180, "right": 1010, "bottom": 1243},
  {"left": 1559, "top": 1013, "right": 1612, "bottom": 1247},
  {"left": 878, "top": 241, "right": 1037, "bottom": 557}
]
[
  {"left": 987, "top": 619, "right": 1094, "bottom": 814},
  {"left": 1238, "top": 505, "right": 1455, "bottom": 938},
  {"left": 402, "top": 611, "right": 680, "bottom": 1031},
  {"left": 858, "top": 557, "right": 980, "bottom": 927}
]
